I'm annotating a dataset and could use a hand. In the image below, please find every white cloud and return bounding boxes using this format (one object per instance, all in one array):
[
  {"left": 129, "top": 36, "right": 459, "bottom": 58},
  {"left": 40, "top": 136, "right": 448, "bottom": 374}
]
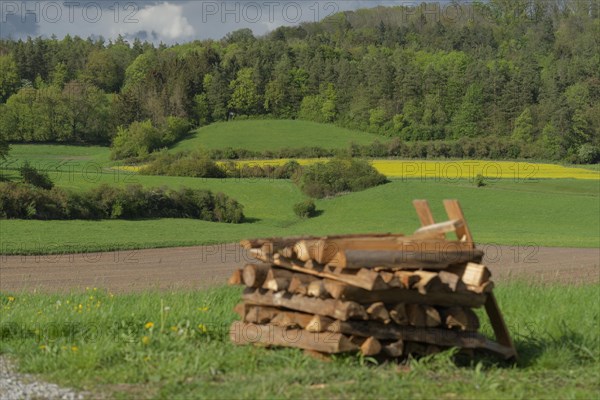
[{"left": 111, "top": 2, "right": 195, "bottom": 41}]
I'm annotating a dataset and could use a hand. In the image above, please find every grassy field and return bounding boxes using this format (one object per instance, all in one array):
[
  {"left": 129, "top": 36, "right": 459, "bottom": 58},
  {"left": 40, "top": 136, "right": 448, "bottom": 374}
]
[
  {"left": 0, "top": 283, "right": 598, "bottom": 398},
  {"left": 172, "top": 120, "right": 388, "bottom": 152},
  {"left": 1, "top": 143, "right": 599, "bottom": 254},
  {"left": 2, "top": 174, "right": 598, "bottom": 254}
]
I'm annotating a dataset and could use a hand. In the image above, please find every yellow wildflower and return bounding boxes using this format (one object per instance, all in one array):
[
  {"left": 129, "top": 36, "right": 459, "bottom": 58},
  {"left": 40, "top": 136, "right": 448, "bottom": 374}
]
[
  {"left": 170, "top": 326, "right": 178, "bottom": 332},
  {"left": 39, "top": 344, "right": 47, "bottom": 351},
  {"left": 197, "top": 306, "right": 209, "bottom": 312},
  {"left": 198, "top": 323, "right": 207, "bottom": 333},
  {"left": 7, "top": 296, "right": 15, "bottom": 302},
  {"left": 71, "top": 346, "right": 79, "bottom": 352},
  {"left": 144, "top": 322, "right": 154, "bottom": 330},
  {"left": 141, "top": 336, "right": 151, "bottom": 345}
]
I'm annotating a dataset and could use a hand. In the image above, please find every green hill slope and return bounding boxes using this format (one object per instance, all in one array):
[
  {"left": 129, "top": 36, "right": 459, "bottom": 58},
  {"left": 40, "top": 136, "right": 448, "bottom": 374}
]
[{"left": 172, "top": 120, "right": 387, "bottom": 152}]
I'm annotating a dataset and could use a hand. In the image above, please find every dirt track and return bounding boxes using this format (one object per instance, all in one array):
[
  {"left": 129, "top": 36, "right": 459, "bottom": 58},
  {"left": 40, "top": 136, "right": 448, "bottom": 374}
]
[{"left": 1, "top": 244, "right": 598, "bottom": 293}]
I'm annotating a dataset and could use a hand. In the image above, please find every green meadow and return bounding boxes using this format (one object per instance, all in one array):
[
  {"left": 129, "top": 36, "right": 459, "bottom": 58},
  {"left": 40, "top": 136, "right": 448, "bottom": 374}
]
[{"left": 0, "top": 283, "right": 598, "bottom": 399}]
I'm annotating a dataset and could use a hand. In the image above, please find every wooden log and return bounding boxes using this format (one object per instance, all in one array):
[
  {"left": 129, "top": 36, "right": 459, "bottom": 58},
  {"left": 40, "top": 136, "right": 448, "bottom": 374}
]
[
  {"left": 242, "top": 264, "right": 272, "bottom": 288},
  {"left": 438, "top": 270, "right": 467, "bottom": 292},
  {"left": 441, "top": 307, "right": 480, "bottom": 332},
  {"left": 332, "top": 247, "right": 483, "bottom": 270},
  {"left": 406, "top": 304, "right": 441, "bottom": 328},
  {"left": 244, "top": 305, "right": 281, "bottom": 324},
  {"left": 263, "top": 277, "right": 290, "bottom": 292},
  {"left": 326, "top": 320, "right": 515, "bottom": 359},
  {"left": 233, "top": 302, "right": 246, "bottom": 318},
  {"left": 230, "top": 321, "right": 358, "bottom": 353},
  {"left": 273, "top": 255, "right": 387, "bottom": 291},
  {"left": 447, "top": 262, "right": 491, "bottom": 287},
  {"left": 288, "top": 273, "right": 318, "bottom": 295},
  {"left": 359, "top": 336, "right": 382, "bottom": 356},
  {"left": 270, "top": 310, "right": 314, "bottom": 329},
  {"left": 307, "top": 315, "right": 335, "bottom": 332},
  {"left": 389, "top": 304, "right": 408, "bottom": 325},
  {"left": 321, "top": 279, "right": 487, "bottom": 307},
  {"left": 366, "top": 302, "right": 391, "bottom": 324},
  {"left": 379, "top": 271, "right": 403, "bottom": 287},
  {"left": 307, "top": 280, "right": 328, "bottom": 298},
  {"left": 382, "top": 339, "right": 404, "bottom": 358},
  {"left": 412, "top": 271, "right": 449, "bottom": 294},
  {"left": 242, "top": 288, "right": 368, "bottom": 321},
  {"left": 280, "top": 246, "right": 295, "bottom": 259},
  {"left": 228, "top": 269, "right": 243, "bottom": 286},
  {"left": 395, "top": 271, "right": 420, "bottom": 288}
]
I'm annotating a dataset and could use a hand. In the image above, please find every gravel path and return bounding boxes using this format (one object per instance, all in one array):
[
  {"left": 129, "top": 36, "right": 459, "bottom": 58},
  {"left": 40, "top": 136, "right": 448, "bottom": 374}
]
[{"left": 0, "top": 357, "right": 85, "bottom": 400}]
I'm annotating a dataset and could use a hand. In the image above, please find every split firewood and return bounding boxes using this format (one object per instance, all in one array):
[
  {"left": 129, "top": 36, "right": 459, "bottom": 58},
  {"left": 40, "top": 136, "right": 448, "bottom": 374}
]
[
  {"left": 395, "top": 271, "right": 420, "bottom": 288},
  {"left": 366, "top": 302, "right": 391, "bottom": 324},
  {"left": 228, "top": 269, "right": 243, "bottom": 286},
  {"left": 242, "top": 288, "right": 368, "bottom": 321},
  {"left": 406, "top": 304, "right": 441, "bottom": 328},
  {"left": 379, "top": 271, "right": 403, "bottom": 287},
  {"left": 358, "top": 336, "right": 382, "bottom": 356},
  {"left": 382, "top": 339, "right": 404, "bottom": 357},
  {"left": 233, "top": 302, "right": 246, "bottom": 318},
  {"left": 263, "top": 277, "right": 290, "bottom": 292},
  {"left": 244, "top": 305, "right": 281, "bottom": 324},
  {"left": 280, "top": 246, "right": 295, "bottom": 259},
  {"left": 230, "top": 321, "right": 358, "bottom": 353},
  {"left": 438, "top": 270, "right": 467, "bottom": 292},
  {"left": 307, "top": 280, "right": 328, "bottom": 298},
  {"left": 270, "top": 310, "right": 314, "bottom": 329},
  {"left": 306, "top": 315, "right": 335, "bottom": 332},
  {"left": 242, "top": 263, "right": 271, "bottom": 288},
  {"left": 389, "top": 304, "right": 408, "bottom": 325},
  {"left": 441, "top": 307, "right": 480, "bottom": 332},
  {"left": 288, "top": 273, "right": 318, "bottom": 295},
  {"left": 412, "top": 271, "right": 449, "bottom": 294}
]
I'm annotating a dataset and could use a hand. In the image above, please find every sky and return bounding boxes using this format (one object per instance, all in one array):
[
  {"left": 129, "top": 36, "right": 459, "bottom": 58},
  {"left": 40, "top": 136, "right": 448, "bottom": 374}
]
[{"left": 0, "top": 1, "right": 447, "bottom": 43}]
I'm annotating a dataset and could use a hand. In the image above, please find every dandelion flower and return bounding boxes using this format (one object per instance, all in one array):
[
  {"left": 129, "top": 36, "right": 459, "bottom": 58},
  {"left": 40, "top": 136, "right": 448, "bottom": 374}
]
[
  {"left": 198, "top": 323, "right": 207, "bottom": 333},
  {"left": 141, "top": 336, "right": 151, "bottom": 345},
  {"left": 144, "top": 322, "right": 154, "bottom": 330},
  {"left": 71, "top": 346, "right": 78, "bottom": 352},
  {"left": 7, "top": 296, "right": 15, "bottom": 302}
]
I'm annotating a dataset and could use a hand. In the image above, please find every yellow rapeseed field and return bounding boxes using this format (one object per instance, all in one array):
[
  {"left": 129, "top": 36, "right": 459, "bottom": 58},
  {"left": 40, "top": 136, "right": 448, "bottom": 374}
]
[
  {"left": 113, "top": 160, "right": 599, "bottom": 180},
  {"left": 226, "top": 159, "right": 599, "bottom": 180}
]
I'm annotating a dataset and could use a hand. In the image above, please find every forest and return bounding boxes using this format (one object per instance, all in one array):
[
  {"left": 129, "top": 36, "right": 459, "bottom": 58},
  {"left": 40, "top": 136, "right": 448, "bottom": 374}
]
[{"left": 0, "top": 0, "right": 598, "bottom": 163}]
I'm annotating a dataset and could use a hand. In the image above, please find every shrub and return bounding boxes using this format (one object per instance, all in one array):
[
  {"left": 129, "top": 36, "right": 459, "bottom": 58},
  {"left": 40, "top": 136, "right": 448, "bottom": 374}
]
[
  {"left": 140, "top": 150, "right": 227, "bottom": 178},
  {"left": 0, "top": 182, "right": 244, "bottom": 223},
  {"left": 296, "top": 157, "right": 387, "bottom": 198},
  {"left": 19, "top": 161, "right": 54, "bottom": 190},
  {"left": 577, "top": 144, "right": 600, "bottom": 164},
  {"left": 293, "top": 200, "right": 316, "bottom": 218},
  {"left": 474, "top": 174, "right": 486, "bottom": 187}
]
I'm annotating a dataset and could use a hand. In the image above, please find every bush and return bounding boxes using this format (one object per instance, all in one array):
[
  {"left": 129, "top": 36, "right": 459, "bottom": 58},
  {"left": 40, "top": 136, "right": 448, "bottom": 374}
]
[
  {"left": 0, "top": 182, "right": 245, "bottom": 223},
  {"left": 293, "top": 200, "right": 316, "bottom": 218},
  {"left": 19, "top": 161, "right": 54, "bottom": 190},
  {"left": 577, "top": 144, "right": 600, "bottom": 164},
  {"left": 474, "top": 174, "right": 486, "bottom": 187},
  {"left": 140, "top": 150, "right": 227, "bottom": 178},
  {"left": 296, "top": 157, "right": 387, "bottom": 198}
]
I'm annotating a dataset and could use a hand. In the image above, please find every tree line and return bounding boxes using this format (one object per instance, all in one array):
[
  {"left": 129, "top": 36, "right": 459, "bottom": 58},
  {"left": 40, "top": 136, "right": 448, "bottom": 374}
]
[{"left": 0, "top": 0, "right": 598, "bottom": 162}]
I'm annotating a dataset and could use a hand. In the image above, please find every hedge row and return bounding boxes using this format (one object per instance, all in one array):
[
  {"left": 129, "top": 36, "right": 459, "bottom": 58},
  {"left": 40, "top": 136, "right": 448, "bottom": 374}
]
[{"left": 0, "top": 182, "right": 244, "bottom": 222}]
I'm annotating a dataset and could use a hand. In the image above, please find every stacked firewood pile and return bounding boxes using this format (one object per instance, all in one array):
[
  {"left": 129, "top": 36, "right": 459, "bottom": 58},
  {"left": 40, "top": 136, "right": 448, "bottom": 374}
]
[{"left": 228, "top": 200, "right": 517, "bottom": 360}]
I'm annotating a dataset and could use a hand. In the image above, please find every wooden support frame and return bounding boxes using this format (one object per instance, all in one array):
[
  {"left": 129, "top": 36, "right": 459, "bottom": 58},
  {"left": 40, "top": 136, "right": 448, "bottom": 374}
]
[{"left": 412, "top": 199, "right": 518, "bottom": 361}]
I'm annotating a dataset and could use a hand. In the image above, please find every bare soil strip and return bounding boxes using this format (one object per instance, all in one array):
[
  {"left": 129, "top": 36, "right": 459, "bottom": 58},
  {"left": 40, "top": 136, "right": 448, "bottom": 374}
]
[{"left": 1, "top": 245, "right": 598, "bottom": 293}]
